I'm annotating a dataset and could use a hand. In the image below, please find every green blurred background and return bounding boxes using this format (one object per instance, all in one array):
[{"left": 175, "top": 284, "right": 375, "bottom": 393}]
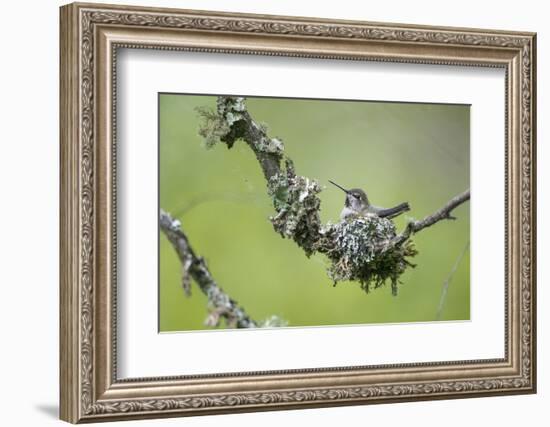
[{"left": 159, "top": 94, "right": 470, "bottom": 332}]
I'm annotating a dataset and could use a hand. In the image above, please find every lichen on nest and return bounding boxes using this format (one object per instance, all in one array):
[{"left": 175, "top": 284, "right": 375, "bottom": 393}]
[{"left": 318, "top": 216, "right": 417, "bottom": 295}]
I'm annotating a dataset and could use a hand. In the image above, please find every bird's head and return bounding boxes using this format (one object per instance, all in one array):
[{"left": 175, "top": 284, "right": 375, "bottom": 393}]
[{"left": 329, "top": 180, "right": 370, "bottom": 210}]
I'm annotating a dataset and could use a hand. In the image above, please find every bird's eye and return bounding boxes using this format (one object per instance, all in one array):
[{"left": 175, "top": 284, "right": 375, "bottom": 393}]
[{"left": 353, "top": 193, "right": 360, "bottom": 199}]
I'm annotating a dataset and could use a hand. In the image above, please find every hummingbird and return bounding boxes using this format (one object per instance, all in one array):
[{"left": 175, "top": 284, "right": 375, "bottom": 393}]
[{"left": 329, "top": 180, "right": 410, "bottom": 220}]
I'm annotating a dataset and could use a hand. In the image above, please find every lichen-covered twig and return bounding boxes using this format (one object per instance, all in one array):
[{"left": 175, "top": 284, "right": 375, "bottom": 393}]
[
  {"left": 390, "top": 189, "right": 471, "bottom": 247},
  {"left": 198, "top": 98, "right": 284, "bottom": 180},
  {"left": 196, "top": 96, "right": 470, "bottom": 296},
  {"left": 199, "top": 97, "right": 322, "bottom": 256},
  {"left": 160, "top": 209, "right": 257, "bottom": 328}
]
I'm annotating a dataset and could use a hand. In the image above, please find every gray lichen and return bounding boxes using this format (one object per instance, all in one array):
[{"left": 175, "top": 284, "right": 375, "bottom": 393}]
[
  {"left": 255, "top": 132, "right": 284, "bottom": 154},
  {"left": 259, "top": 315, "right": 289, "bottom": 328},
  {"left": 197, "top": 97, "right": 285, "bottom": 156},
  {"left": 267, "top": 159, "right": 322, "bottom": 256},
  {"left": 317, "top": 216, "right": 417, "bottom": 295},
  {"left": 196, "top": 106, "right": 231, "bottom": 149},
  {"left": 196, "top": 97, "right": 247, "bottom": 149}
]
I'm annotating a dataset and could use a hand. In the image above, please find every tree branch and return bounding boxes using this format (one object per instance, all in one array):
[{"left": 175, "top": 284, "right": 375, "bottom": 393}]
[
  {"left": 160, "top": 209, "right": 258, "bottom": 328},
  {"left": 198, "top": 97, "right": 284, "bottom": 180},
  {"left": 390, "top": 189, "right": 470, "bottom": 247},
  {"left": 199, "top": 97, "right": 323, "bottom": 256}
]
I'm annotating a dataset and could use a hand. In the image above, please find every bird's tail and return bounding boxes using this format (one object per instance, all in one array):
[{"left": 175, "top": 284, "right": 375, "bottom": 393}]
[{"left": 377, "top": 202, "right": 410, "bottom": 219}]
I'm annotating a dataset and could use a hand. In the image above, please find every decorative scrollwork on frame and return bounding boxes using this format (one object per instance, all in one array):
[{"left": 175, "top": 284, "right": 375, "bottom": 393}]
[
  {"left": 86, "top": 377, "right": 530, "bottom": 415},
  {"left": 76, "top": 7, "right": 535, "bottom": 418}
]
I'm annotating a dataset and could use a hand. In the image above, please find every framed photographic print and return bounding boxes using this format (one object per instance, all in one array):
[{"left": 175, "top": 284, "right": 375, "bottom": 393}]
[{"left": 59, "top": 2, "right": 536, "bottom": 423}]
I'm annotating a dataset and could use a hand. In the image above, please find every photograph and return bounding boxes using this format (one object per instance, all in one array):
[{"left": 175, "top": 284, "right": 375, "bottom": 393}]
[{"left": 159, "top": 94, "right": 471, "bottom": 332}]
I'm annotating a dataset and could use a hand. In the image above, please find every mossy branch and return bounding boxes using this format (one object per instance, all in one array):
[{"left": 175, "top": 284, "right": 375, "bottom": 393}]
[
  {"left": 198, "top": 96, "right": 322, "bottom": 256},
  {"left": 160, "top": 209, "right": 287, "bottom": 328},
  {"left": 197, "top": 96, "right": 469, "bottom": 296}
]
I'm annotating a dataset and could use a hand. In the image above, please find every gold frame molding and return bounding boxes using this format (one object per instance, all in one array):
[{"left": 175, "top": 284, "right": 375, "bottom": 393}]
[{"left": 60, "top": 2, "right": 537, "bottom": 423}]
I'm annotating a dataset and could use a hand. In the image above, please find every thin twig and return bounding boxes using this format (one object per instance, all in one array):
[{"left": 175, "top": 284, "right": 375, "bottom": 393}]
[
  {"left": 436, "top": 241, "right": 470, "bottom": 320},
  {"left": 391, "top": 190, "right": 470, "bottom": 247},
  {"left": 159, "top": 209, "right": 257, "bottom": 328}
]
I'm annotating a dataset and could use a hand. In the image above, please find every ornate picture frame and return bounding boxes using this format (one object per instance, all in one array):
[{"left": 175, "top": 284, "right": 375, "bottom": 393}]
[{"left": 60, "top": 2, "right": 536, "bottom": 423}]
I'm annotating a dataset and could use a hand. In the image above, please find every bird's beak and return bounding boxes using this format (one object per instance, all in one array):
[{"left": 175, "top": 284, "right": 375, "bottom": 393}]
[{"left": 329, "top": 180, "right": 349, "bottom": 194}]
